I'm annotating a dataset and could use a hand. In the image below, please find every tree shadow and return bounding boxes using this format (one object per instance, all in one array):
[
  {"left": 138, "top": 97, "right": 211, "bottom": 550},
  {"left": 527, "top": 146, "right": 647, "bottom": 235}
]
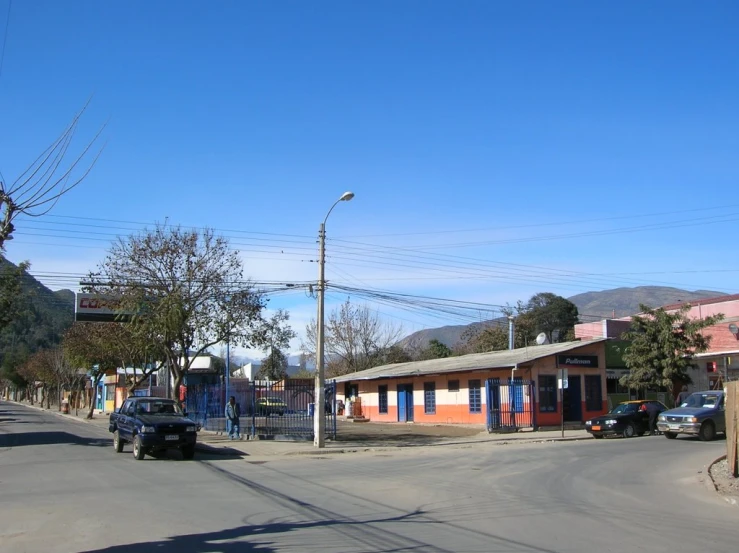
[{"left": 0, "top": 431, "right": 111, "bottom": 448}]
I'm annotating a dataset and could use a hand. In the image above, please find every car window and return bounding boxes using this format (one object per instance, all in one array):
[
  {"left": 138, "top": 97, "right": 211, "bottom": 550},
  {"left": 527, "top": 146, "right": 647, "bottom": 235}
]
[
  {"left": 610, "top": 403, "right": 638, "bottom": 414},
  {"left": 683, "top": 393, "right": 722, "bottom": 409},
  {"left": 120, "top": 400, "right": 131, "bottom": 414}
]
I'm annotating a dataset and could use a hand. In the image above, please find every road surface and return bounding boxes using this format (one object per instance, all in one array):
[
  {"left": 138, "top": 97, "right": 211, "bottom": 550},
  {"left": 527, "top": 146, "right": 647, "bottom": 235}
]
[{"left": 0, "top": 401, "right": 735, "bottom": 553}]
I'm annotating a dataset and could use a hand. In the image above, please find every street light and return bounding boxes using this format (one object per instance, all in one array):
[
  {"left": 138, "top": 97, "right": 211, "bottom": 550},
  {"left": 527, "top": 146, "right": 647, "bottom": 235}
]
[{"left": 314, "top": 191, "right": 354, "bottom": 447}]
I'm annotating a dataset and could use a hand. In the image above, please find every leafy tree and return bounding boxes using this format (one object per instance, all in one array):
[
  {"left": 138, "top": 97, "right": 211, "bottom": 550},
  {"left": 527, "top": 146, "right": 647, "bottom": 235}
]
[
  {"left": 63, "top": 322, "right": 136, "bottom": 419},
  {"left": 1, "top": 103, "right": 105, "bottom": 250},
  {"left": 419, "top": 339, "right": 453, "bottom": 359},
  {"left": 518, "top": 293, "right": 579, "bottom": 344},
  {"left": 461, "top": 324, "right": 510, "bottom": 353},
  {"left": 618, "top": 303, "right": 723, "bottom": 396},
  {"left": 304, "top": 298, "right": 403, "bottom": 378},
  {"left": 86, "top": 225, "right": 266, "bottom": 400},
  {"left": 256, "top": 310, "right": 296, "bottom": 381}
]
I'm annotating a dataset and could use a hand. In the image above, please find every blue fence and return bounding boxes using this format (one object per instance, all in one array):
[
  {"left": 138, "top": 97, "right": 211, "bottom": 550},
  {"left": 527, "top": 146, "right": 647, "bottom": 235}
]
[{"left": 185, "top": 379, "right": 337, "bottom": 440}]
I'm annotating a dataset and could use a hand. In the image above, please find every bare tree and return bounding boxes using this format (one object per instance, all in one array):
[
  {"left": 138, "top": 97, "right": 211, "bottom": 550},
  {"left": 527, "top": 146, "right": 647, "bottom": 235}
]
[
  {"left": 86, "top": 225, "right": 266, "bottom": 401},
  {"left": 303, "top": 298, "right": 403, "bottom": 378},
  {"left": 0, "top": 102, "right": 106, "bottom": 250}
]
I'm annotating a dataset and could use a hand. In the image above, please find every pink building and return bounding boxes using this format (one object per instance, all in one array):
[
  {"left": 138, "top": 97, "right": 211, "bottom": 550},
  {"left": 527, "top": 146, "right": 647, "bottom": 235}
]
[{"left": 573, "top": 293, "right": 739, "bottom": 394}]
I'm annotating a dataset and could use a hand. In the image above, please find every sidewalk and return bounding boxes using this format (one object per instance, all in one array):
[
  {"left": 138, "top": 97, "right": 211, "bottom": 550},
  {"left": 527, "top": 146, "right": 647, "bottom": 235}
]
[
  {"left": 5, "top": 399, "right": 593, "bottom": 458},
  {"left": 195, "top": 426, "right": 594, "bottom": 458}
]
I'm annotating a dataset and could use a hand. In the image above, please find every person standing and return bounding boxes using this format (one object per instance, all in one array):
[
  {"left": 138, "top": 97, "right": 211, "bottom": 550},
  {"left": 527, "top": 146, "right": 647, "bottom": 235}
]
[
  {"left": 645, "top": 401, "right": 660, "bottom": 435},
  {"left": 225, "top": 396, "right": 241, "bottom": 440},
  {"left": 676, "top": 385, "right": 690, "bottom": 407}
]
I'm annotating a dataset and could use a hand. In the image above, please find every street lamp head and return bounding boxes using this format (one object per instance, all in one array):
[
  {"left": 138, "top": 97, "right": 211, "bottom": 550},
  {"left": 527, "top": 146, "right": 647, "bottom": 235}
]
[{"left": 340, "top": 191, "right": 355, "bottom": 202}]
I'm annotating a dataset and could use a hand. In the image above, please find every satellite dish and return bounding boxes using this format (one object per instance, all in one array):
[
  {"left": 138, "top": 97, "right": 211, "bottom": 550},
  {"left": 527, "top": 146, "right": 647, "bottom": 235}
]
[
  {"left": 536, "top": 333, "right": 549, "bottom": 345},
  {"left": 729, "top": 324, "right": 738, "bottom": 335}
]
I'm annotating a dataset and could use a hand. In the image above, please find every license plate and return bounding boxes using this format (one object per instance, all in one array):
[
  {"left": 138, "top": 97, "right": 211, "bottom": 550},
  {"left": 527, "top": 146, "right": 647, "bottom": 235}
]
[
  {"left": 591, "top": 426, "right": 601, "bottom": 431},
  {"left": 669, "top": 424, "right": 680, "bottom": 430},
  {"left": 165, "top": 434, "right": 179, "bottom": 441}
]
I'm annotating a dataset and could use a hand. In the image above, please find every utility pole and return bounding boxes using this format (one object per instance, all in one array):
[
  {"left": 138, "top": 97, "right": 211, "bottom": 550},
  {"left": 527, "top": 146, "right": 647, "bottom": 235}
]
[{"left": 315, "top": 192, "right": 354, "bottom": 448}]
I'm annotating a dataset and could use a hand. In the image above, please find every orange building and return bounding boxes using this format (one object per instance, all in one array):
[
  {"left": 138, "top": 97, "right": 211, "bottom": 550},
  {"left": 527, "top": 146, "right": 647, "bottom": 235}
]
[{"left": 334, "top": 339, "right": 608, "bottom": 428}]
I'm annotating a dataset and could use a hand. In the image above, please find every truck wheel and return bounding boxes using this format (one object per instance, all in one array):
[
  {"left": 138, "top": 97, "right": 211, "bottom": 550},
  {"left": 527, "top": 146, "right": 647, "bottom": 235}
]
[
  {"left": 113, "top": 430, "right": 124, "bottom": 453},
  {"left": 181, "top": 445, "right": 195, "bottom": 460},
  {"left": 623, "top": 423, "right": 636, "bottom": 438},
  {"left": 698, "top": 421, "right": 716, "bottom": 442},
  {"left": 132, "top": 435, "right": 146, "bottom": 460}
]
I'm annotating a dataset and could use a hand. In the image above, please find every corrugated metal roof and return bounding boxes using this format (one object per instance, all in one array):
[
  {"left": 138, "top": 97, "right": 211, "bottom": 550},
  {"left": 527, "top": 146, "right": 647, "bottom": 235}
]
[{"left": 333, "top": 338, "right": 608, "bottom": 382}]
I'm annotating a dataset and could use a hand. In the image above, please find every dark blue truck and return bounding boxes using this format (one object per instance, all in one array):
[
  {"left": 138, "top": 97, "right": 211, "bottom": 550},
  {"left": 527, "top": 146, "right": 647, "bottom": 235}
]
[{"left": 109, "top": 397, "right": 198, "bottom": 460}]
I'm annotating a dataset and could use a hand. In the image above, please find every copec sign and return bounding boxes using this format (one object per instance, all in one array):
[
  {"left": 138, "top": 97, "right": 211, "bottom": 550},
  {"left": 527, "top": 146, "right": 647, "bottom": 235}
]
[{"left": 75, "top": 294, "right": 133, "bottom": 323}]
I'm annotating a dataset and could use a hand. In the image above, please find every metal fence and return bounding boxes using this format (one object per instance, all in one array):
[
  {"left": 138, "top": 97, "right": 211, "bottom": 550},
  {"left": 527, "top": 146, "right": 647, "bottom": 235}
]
[
  {"left": 486, "top": 378, "right": 536, "bottom": 432},
  {"left": 185, "top": 379, "right": 337, "bottom": 440}
]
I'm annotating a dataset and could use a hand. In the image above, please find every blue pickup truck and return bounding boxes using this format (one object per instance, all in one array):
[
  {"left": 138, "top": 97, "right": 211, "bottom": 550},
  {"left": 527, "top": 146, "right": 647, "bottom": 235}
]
[{"left": 109, "top": 397, "right": 198, "bottom": 460}]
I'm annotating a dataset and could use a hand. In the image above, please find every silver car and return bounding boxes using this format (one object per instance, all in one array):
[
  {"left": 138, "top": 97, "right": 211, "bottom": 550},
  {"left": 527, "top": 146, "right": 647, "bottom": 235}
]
[{"left": 656, "top": 390, "right": 726, "bottom": 441}]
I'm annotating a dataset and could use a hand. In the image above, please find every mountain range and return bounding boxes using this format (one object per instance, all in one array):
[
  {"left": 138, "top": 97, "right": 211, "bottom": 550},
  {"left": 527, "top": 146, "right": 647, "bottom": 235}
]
[{"left": 400, "top": 286, "right": 727, "bottom": 349}]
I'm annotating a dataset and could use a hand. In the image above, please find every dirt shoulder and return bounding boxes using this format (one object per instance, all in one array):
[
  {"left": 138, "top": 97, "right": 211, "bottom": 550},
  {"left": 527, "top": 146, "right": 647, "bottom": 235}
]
[{"left": 709, "top": 458, "right": 739, "bottom": 503}]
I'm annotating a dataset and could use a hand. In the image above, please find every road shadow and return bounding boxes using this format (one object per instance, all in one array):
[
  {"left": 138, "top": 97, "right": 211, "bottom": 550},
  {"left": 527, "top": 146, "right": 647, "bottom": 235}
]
[
  {"left": 0, "top": 431, "right": 111, "bottom": 448},
  {"left": 77, "top": 511, "right": 436, "bottom": 553}
]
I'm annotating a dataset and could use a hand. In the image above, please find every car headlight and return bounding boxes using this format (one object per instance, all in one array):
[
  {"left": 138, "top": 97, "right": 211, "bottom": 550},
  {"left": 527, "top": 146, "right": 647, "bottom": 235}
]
[
  {"left": 658, "top": 415, "right": 666, "bottom": 421},
  {"left": 585, "top": 421, "right": 592, "bottom": 426},
  {"left": 604, "top": 419, "right": 617, "bottom": 425},
  {"left": 140, "top": 426, "right": 156, "bottom": 433},
  {"left": 186, "top": 426, "right": 197, "bottom": 433},
  {"left": 686, "top": 417, "right": 698, "bottom": 423}
]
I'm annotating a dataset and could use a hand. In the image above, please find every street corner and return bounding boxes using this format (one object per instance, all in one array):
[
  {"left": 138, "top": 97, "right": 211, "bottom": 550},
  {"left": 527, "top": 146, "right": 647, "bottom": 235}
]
[{"left": 708, "top": 455, "right": 739, "bottom": 507}]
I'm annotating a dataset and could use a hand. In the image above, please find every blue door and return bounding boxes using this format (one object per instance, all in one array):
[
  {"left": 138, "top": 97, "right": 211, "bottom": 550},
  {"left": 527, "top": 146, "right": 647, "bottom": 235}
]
[{"left": 397, "top": 384, "right": 414, "bottom": 422}]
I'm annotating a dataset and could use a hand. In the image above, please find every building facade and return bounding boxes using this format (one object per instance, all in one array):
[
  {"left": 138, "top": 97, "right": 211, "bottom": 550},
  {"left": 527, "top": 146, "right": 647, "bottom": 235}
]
[{"left": 334, "top": 339, "right": 608, "bottom": 427}]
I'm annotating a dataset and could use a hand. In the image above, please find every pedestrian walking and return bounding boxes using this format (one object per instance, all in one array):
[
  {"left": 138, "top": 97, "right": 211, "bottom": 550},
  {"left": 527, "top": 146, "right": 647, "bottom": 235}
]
[{"left": 225, "top": 396, "right": 241, "bottom": 440}]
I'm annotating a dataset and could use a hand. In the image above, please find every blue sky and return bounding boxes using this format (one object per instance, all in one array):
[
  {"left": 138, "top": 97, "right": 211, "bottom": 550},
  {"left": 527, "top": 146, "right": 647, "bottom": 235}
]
[{"left": 1, "top": 1, "right": 738, "bottom": 356}]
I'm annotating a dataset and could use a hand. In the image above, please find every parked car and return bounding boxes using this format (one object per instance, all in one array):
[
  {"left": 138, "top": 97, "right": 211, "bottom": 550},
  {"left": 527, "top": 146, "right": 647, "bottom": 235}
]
[
  {"left": 109, "top": 397, "right": 198, "bottom": 460},
  {"left": 256, "top": 396, "right": 287, "bottom": 416},
  {"left": 656, "top": 390, "right": 726, "bottom": 441},
  {"left": 585, "top": 400, "right": 667, "bottom": 439}
]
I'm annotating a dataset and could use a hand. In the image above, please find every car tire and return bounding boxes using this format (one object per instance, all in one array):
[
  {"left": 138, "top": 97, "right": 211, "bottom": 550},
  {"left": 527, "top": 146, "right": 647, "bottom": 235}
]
[
  {"left": 113, "top": 430, "right": 124, "bottom": 453},
  {"left": 623, "top": 423, "right": 636, "bottom": 438},
  {"left": 664, "top": 432, "right": 677, "bottom": 439},
  {"left": 698, "top": 421, "right": 716, "bottom": 442},
  {"left": 132, "top": 435, "right": 146, "bottom": 460},
  {"left": 181, "top": 445, "right": 195, "bottom": 460}
]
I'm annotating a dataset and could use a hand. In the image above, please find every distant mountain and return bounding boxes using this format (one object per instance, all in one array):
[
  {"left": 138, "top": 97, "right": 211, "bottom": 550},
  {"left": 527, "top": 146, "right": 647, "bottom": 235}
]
[
  {"left": 0, "top": 257, "right": 76, "bottom": 365},
  {"left": 400, "top": 286, "right": 727, "bottom": 349}
]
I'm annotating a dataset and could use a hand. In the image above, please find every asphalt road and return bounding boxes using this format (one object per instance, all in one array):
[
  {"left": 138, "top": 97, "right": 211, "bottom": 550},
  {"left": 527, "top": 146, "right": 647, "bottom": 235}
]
[{"left": 1, "top": 401, "right": 735, "bottom": 553}]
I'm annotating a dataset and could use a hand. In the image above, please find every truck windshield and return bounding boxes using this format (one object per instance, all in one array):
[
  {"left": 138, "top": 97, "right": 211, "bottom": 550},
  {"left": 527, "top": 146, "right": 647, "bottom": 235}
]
[
  {"left": 682, "top": 393, "right": 721, "bottom": 409},
  {"left": 136, "top": 401, "right": 183, "bottom": 416}
]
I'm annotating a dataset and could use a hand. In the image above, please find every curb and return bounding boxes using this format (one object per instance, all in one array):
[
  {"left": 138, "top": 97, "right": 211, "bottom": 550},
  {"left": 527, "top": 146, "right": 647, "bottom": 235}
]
[
  {"left": 5, "top": 400, "right": 104, "bottom": 426},
  {"left": 707, "top": 455, "right": 739, "bottom": 507}
]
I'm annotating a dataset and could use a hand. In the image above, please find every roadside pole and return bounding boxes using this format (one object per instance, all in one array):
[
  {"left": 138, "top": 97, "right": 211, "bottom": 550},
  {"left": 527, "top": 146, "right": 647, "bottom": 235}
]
[{"left": 557, "top": 365, "right": 568, "bottom": 439}]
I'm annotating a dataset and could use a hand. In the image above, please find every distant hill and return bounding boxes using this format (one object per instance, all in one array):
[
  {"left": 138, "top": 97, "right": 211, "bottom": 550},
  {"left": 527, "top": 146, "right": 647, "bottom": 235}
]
[
  {"left": 0, "top": 257, "right": 76, "bottom": 366},
  {"left": 401, "top": 286, "right": 727, "bottom": 349}
]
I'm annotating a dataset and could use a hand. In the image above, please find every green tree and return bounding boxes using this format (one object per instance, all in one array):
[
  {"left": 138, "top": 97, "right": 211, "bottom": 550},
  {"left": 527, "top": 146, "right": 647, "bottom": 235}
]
[
  {"left": 86, "top": 225, "right": 266, "bottom": 400},
  {"left": 519, "top": 293, "right": 579, "bottom": 344},
  {"left": 257, "top": 310, "right": 296, "bottom": 381},
  {"left": 618, "top": 304, "right": 722, "bottom": 396},
  {"left": 63, "top": 322, "right": 135, "bottom": 419},
  {"left": 461, "top": 324, "right": 509, "bottom": 353},
  {"left": 419, "top": 339, "right": 453, "bottom": 359}
]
